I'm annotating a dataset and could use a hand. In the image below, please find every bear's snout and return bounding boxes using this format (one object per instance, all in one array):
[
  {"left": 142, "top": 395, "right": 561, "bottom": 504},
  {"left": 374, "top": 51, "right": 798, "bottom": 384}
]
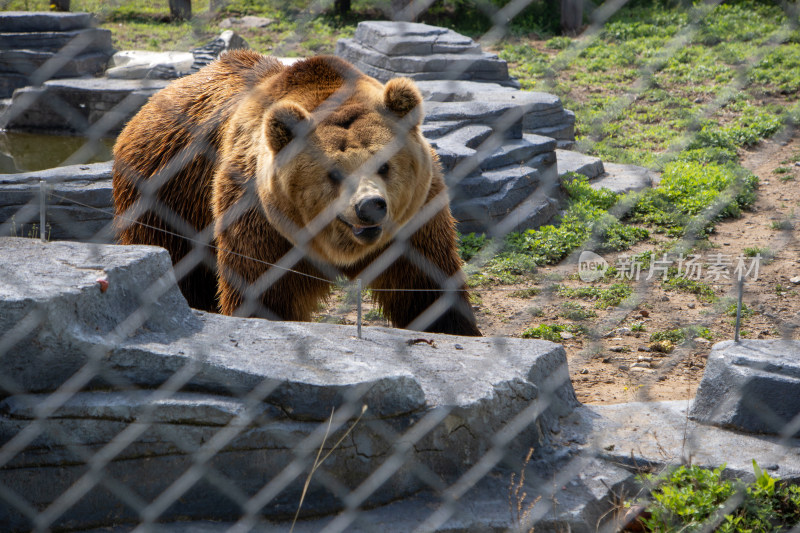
[{"left": 355, "top": 196, "right": 387, "bottom": 225}]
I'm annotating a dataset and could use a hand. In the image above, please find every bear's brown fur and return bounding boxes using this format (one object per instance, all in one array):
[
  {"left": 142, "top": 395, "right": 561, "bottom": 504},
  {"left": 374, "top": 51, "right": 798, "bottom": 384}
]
[{"left": 113, "top": 51, "right": 480, "bottom": 336}]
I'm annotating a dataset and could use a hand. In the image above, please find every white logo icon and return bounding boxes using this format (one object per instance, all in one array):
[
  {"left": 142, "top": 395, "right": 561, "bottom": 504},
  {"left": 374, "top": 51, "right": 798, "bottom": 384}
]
[{"left": 578, "top": 250, "right": 608, "bottom": 282}]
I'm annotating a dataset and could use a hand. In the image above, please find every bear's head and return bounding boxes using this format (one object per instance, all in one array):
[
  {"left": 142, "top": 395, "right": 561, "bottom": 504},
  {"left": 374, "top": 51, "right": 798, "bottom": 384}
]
[{"left": 251, "top": 56, "right": 436, "bottom": 267}]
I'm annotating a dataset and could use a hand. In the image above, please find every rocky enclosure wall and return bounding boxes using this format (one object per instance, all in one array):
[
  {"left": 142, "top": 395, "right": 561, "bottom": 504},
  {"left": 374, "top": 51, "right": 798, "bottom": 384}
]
[{"left": 0, "top": 237, "right": 578, "bottom": 530}]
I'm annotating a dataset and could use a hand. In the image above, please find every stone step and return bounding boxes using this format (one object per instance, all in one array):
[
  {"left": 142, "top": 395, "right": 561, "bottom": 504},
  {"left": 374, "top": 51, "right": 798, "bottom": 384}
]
[
  {"left": 530, "top": 120, "right": 575, "bottom": 142},
  {"left": 338, "top": 39, "right": 510, "bottom": 79},
  {"left": 1, "top": 77, "right": 169, "bottom": 133},
  {"left": 353, "top": 20, "right": 482, "bottom": 56},
  {"left": 451, "top": 160, "right": 561, "bottom": 234},
  {"left": 556, "top": 149, "right": 605, "bottom": 180},
  {"left": 415, "top": 80, "right": 518, "bottom": 102},
  {"left": 0, "top": 161, "right": 113, "bottom": 241},
  {"left": 424, "top": 100, "right": 524, "bottom": 132},
  {"left": 0, "top": 27, "right": 112, "bottom": 53},
  {"left": 0, "top": 49, "right": 111, "bottom": 78},
  {"left": 480, "top": 135, "right": 556, "bottom": 171},
  {"left": 453, "top": 164, "right": 540, "bottom": 200},
  {"left": 0, "top": 236, "right": 576, "bottom": 530},
  {"left": 0, "top": 11, "right": 94, "bottom": 32},
  {"left": 591, "top": 162, "right": 658, "bottom": 194}
]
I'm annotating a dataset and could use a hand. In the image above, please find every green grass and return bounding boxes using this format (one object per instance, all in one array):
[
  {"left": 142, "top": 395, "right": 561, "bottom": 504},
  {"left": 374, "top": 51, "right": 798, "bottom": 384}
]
[
  {"left": 556, "top": 282, "right": 633, "bottom": 309},
  {"left": 640, "top": 462, "right": 800, "bottom": 532},
  {"left": 650, "top": 325, "right": 712, "bottom": 344},
  {"left": 521, "top": 323, "right": 584, "bottom": 342},
  {"left": 560, "top": 301, "right": 597, "bottom": 320}
]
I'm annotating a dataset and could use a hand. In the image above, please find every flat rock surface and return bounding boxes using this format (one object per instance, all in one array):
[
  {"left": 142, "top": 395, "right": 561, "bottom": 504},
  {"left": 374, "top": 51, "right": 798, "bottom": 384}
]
[
  {"left": 0, "top": 11, "right": 93, "bottom": 32},
  {"left": 592, "top": 162, "right": 658, "bottom": 194},
  {"left": 573, "top": 401, "right": 800, "bottom": 481},
  {"left": 0, "top": 160, "right": 111, "bottom": 184},
  {"left": 690, "top": 340, "right": 800, "bottom": 437},
  {"left": 556, "top": 149, "right": 605, "bottom": 180},
  {"left": 0, "top": 238, "right": 577, "bottom": 530}
]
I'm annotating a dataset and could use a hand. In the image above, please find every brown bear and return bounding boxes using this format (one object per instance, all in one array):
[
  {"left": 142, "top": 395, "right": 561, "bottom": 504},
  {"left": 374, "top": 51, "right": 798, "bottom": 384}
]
[{"left": 112, "top": 51, "right": 481, "bottom": 336}]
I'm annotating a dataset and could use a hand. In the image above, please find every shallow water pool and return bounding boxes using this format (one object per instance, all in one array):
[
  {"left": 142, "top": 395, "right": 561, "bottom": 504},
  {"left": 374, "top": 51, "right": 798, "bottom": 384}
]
[{"left": 0, "top": 130, "right": 115, "bottom": 174}]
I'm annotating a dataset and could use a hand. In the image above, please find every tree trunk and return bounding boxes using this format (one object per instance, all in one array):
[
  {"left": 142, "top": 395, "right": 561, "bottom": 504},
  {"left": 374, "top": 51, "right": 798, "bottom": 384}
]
[
  {"left": 169, "top": 0, "right": 192, "bottom": 21},
  {"left": 334, "top": 0, "right": 351, "bottom": 17},
  {"left": 560, "top": 0, "right": 583, "bottom": 34},
  {"left": 51, "top": 0, "right": 70, "bottom": 11}
]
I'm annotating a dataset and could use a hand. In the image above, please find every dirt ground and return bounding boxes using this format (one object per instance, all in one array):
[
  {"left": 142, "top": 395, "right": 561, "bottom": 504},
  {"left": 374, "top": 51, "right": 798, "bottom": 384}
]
[{"left": 317, "top": 133, "right": 800, "bottom": 405}]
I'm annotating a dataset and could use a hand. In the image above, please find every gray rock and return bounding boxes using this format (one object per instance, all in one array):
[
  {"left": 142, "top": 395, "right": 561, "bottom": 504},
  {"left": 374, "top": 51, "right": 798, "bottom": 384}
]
[
  {"left": 106, "top": 50, "right": 194, "bottom": 79},
  {"left": 592, "top": 162, "right": 658, "bottom": 194},
  {"left": 74, "top": 458, "right": 633, "bottom": 533},
  {"left": 0, "top": 11, "right": 93, "bottom": 32},
  {"left": 415, "top": 80, "right": 517, "bottom": 102},
  {"left": 480, "top": 137, "right": 556, "bottom": 171},
  {"left": 0, "top": 73, "right": 28, "bottom": 100},
  {"left": 530, "top": 121, "right": 575, "bottom": 142},
  {"left": 337, "top": 39, "right": 509, "bottom": 80},
  {"left": 690, "top": 340, "right": 800, "bottom": 437},
  {"left": 0, "top": 160, "right": 112, "bottom": 185},
  {"left": 424, "top": 100, "right": 524, "bottom": 133},
  {"left": 581, "top": 400, "right": 800, "bottom": 482},
  {"left": 0, "top": 49, "right": 110, "bottom": 78},
  {"left": 353, "top": 20, "right": 481, "bottom": 57},
  {"left": 0, "top": 238, "right": 577, "bottom": 530},
  {"left": 0, "top": 28, "right": 112, "bottom": 53},
  {"left": 0, "top": 164, "right": 114, "bottom": 241},
  {"left": 1, "top": 77, "right": 168, "bottom": 133},
  {"left": 452, "top": 161, "right": 560, "bottom": 234},
  {"left": 557, "top": 149, "right": 605, "bottom": 180},
  {"left": 189, "top": 30, "right": 249, "bottom": 73},
  {"left": 219, "top": 16, "right": 275, "bottom": 29}
]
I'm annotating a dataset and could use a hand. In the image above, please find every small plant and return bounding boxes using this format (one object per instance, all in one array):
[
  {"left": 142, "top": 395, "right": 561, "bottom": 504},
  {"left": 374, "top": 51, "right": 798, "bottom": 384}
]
[
  {"left": 639, "top": 461, "right": 800, "bottom": 532},
  {"left": 650, "top": 325, "right": 711, "bottom": 344},
  {"left": 743, "top": 246, "right": 771, "bottom": 258},
  {"left": 561, "top": 301, "right": 597, "bottom": 320},
  {"left": 508, "top": 448, "right": 541, "bottom": 533},
  {"left": 631, "top": 321, "right": 646, "bottom": 332},
  {"left": 545, "top": 36, "right": 571, "bottom": 49},
  {"left": 458, "top": 232, "right": 488, "bottom": 262},
  {"left": 556, "top": 283, "right": 633, "bottom": 309},
  {"left": 510, "top": 287, "right": 540, "bottom": 298},
  {"left": 716, "top": 297, "right": 755, "bottom": 319},
  {"left": 662, "top": 275, "right": 717, "bottom": 302},
  {"left": 363, "top": 308, "right": 384, "bottom": 321},
  {"left": 771, "top": 219, "right": 794, "bottom": 231},
  {"left": 521, "top": 324, "right": 583, "bottom": 342},
  {"left": 527, "top": 306, "right": 544, "bottom": 317}
]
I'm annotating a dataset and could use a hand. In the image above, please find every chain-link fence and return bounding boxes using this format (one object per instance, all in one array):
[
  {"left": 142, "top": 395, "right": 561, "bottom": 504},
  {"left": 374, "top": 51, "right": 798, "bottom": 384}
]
[{"left": 1, "top": 0, "right": 800, "bottom": 531}]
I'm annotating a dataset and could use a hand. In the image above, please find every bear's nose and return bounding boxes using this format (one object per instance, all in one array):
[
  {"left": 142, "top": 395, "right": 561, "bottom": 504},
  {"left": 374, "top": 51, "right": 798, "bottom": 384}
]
[{"left": 355, "top": 196, "right": 387, "bottom": 225}]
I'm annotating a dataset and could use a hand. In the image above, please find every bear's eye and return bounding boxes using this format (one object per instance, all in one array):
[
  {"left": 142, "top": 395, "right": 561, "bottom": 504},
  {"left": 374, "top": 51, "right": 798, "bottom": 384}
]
[
  {"left": 328, "top": 169, "right": 345, "bottom": 183},
  {"left": 378, "top": 163, "right": 390, "bottom": 176}
]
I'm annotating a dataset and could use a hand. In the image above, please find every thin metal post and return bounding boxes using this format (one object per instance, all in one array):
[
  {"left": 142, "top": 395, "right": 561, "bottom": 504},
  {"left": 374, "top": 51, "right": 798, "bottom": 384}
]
[
  {"left": 734, "top": 277, "right": 744, "bottom": 343},
  {"left": 356, "top": 278, "right": 362, "bottom": 339},
  {"left": 39, "top": 180, "right": 46, "bottom": 242}
]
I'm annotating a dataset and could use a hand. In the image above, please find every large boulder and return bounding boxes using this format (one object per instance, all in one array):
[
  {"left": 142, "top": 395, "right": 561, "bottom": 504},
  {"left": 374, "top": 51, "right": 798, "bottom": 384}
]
[
  {"left": 690, "top": 340, "right": 800, "bottom": 437},
  {"left": 0, "top": 237, "right": 578, "bottom": 531},
  {"left": 0, "top": 11, "right": 114, "bottom": 97}
]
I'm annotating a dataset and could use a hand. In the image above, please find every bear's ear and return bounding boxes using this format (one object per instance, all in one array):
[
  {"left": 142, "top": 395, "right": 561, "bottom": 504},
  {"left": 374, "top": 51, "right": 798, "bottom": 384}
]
[
  {"left": 383, "top": 77, "right": 423, "bottom": 125},
  {"left": 264, "top": 101, "right": 312, "bottom": 153}
]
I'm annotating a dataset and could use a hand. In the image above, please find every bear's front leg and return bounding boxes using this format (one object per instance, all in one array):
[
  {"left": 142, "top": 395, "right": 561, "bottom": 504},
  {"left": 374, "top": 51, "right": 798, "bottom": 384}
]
[
  {"left": 369, "top": 207, "right": 481, "bottom": 337},
  {"left": 215, "top": 206, "right": 332, "bottom": 321}
]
